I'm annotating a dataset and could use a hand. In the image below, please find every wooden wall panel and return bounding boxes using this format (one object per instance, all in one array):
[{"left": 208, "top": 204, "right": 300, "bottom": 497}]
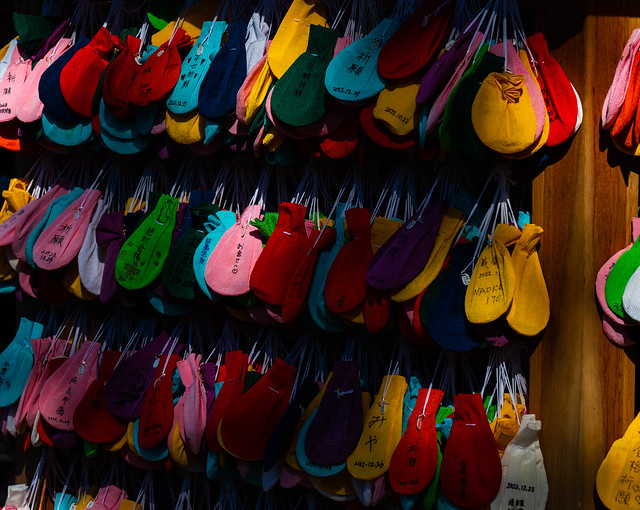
[{"left": 531, "top": 3, "right": 640, "bottom": 508}]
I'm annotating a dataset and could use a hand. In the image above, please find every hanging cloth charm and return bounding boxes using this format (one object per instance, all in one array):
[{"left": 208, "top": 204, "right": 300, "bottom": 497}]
[
  {"left": 348, "top": 374, "right": 407, "bottom": 480},
  {"left": 377, "top": 0, "right": 454, "bottom": 80},
  {"left": 32, "top": 187, "right": 102, "bottom": 271},
  {"left": 305, "top": 360, "right": 363, "bottom": 466},
  {"left": 266, "top": 0, "right": 328, "bottom": 79},
  {"left": 270, "top": 24, "right": 338, "bottom": 128},
  {"left": 440, "top": 393, "right": 502, "bottom": 507},
  {"left": 115, "top": 194, "right": 179, "bottom": 290},
  {"left": 388, "top": 387, "right": 444, "bottom": 495},
  {"left": 465, "top": 224, "right": 518, "bottom": 324},
  {"left": 168, "top": 19, "right": 228, "bottom": 115}
]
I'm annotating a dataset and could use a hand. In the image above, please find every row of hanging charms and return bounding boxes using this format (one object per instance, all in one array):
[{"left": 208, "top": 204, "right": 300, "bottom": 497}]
[
  {"left": 0, "top": 149, "right": 549, "bottom": 345},
  {"left": 0, "top": 302, "right": 546, "bottom": 509},
  {"left": 0, "top": 0, "right": 560, "bottom": 507},
  {"left": 0, "top": 0, "right": 579, "bottom": 164}
]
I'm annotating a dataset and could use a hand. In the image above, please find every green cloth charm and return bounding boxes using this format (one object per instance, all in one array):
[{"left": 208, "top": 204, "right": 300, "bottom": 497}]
[
  {"left": 115, "top": 194, "right": 179, "bottom": 290},
  {"left": 270, "top": 24, "right": 338, "bottom": 127}
]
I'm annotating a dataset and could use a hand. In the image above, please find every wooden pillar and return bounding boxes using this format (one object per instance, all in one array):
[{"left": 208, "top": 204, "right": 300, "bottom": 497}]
[{"left": 530, "top": 2, "right": 640, "bottom": 508}]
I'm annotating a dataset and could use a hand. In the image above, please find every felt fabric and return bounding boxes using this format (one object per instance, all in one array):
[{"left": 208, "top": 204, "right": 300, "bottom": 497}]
[
  {"left": 165, "top": 109, "right": 205, "bottom": 145},
  {"left": 440, "top": 393, "right": 502, "bottom": 507},
  {"left": 205, "top": 350, "right": 248, "bottom": 452},
  {"left": 425, "top": 241, "right": 483, "bottom": 351},
  {"left": 472, "top": 71, "right": 537, "bottom": 154},
  {"left": 596, "top": 411, "right": 640, "bottom": 510},
  {"left": 348, "top": 375, "right": 407, "bottom": 480},
  {"left": 363, "top": 286, "right": 392, "bottom": 333},
  {"left": 491, "top": 414, "right": 548, "bottom": 510},
  {"left": 23, "top": 187, "right": 83, "bottom": 267},
  {"left": 245, "top": 57, "right": 275, "bottom": 124},
  {"left": 250, "top": 202, "right": 309, "bottom": 305},
  {"left": 266, "top": 0, "right": 328, "bottom": 79},
  {"left": 310, "top": 471, "right": 357, "bottom": 501},
  {"left": 21, "top": 338, "right": 68, "bottom": 430},
  {"left": 439, "top": 46, "right": 503, "bottom": 158},
  {"left": 610, "top": 43, "right": 640, "bottom": 147},
  {"left": 0, "top": 48, "right": 32, "bottom": 123},
  {"left": 325, "top": 18, "right": 400, "bottom": 103},
  {"left": 162, "top": 202, "right": 219, "bottom": 300},
  {"left": 286, "top": 376, "right": 330, "bottom": 471},
  {"left": 0, "top": 181, "right": 69, "bottom": 249},
  {"left": 602, "top": 29, "right": 640, "bottom": 129},
  {"left": 506, "top": 224, "right": 549, "bottom": 336},
  {"left": 391, "top": 207, "right": 464, "bottom": 302},
  {"left": 325, "top": 208, "right": 373, "bottom": 314},
  {"left": 367, "top": 198, "right": 446, "bottom": 291},
  {"left": 128, "top": 29, "right": 190, "bottom": 107},
  {"left": 282, "top": 226, "right": 336, "bottom": 323},
  {"left": 198, "top": 21, "right": 247, "bottom": 119},
  {"left": 167, "top": 20, "right": 227, "bottom": 115},
  {"left": 39, "top": 340, "right": 100, "bottom": 430},
  {"left": 61, "top": 259, "right": 99, "bottom": 300},
  {"left": 104, "top": 332, "right": 174, "bottom": 420},
  {"left": 465, "top": 227, "right": 517, "bottom": 324},
  {"left": 245, "top": 13, "right": 269, "bottom": 73},
  {"left": 32, "top": 188, "right": 102, "bottom": 271},
  {"left": 527, "top": 32, "right": 579, "bottom": 147},
  {"left": 489, "top": 42, "right": 546, "bottom": 145},
  {"left": 296, "top": 407, "right": 347, "bottom": 477},
  {"left": 237, "top": 51, "right": 268, "bottom": 124},
  {"left": 193, "top": 209, "right": 236, "bottom": 300},
  {"left": 102, "top": 35, "right": 143, "bottom": 120},
  {"left": 263, "top": 376, "right": 318, "bottom": 471},
  {"left": 77, "top": 198, "right": 108, "bottom": 296},
  {"left": 60, "top": 27, "right": 121, "bottom": 118},
  {"left": 389, "top": 388, "right": 444, "bottom": 495},
  {"left": 99, "top": 97, "right": 157, "bottom": 140},
  {"left": 305, "top": 360, "right": 363, "bottom": 466},
  {"left": 0, "top": 317, "right": 40, "bottom": 408},
  {"left": 95, "top": 210, "right": 125, "bottom": 303},
  {"left": 377, "top": 0, "right": 453, "bottom": 80},
  {"left": 115, "top": 194, "right": 179, "bottom": 290},
  {"left": 605, "top": 232, "right": 640, "bottom": 320},
  {"left": 175, "top": 353, "right": 207, "bottom": 455},
  {"left": 73, "top": 350, "right": 126, "bottom": 444},
  {"left": 137, "top": 353, "right": 180, "bottom": 449},
  {"left": 270, "top": 25, "right": 338, "bottom": 128},
  {"left": 308, "top": 206, "right": 348, "bottom": 332},
  {"left": 41, "top": 105, "right": 94, "bottom": 147},
  {"left": 38, "top": 36, "right": 89, "bottom": 123},
  {"left": 205, "top": 205, "right": 264, "bottom": 296},
  {"left": 0, "top": 178, "right": 33, "bottom": 226},
  {"left": 14, "top": 337, "right": 50, "bottom": 430},
  {"left": 373, "top": 75, "right": 421, "bottom": 136},
  {"left": 219, "top": 358, "right": 296, "bottom": 461},
  {"left": 416, "top": 24, "right": 477, "bottom": 104},
  {"left": 360, "top": 102, "right": 416, "bottom": 149},
  {"left": 0, "top": 40, "right": 18, "bottom": 83}
]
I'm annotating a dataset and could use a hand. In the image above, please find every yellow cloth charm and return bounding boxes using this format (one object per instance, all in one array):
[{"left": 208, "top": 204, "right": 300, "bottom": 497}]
[
  {"left": 597, "top": 412, "right": 640, "bottom": 509},
  {"left": 165, "top": 110, "right": 205, "bottom": 145},
  {"left": 348, "top": 375, "right": 407, "bottom": 480},
  {"left": 465, "top": 225, "right": 517, "bottom": 324},
  {"left": 267, "top": 0, "right": 328, "bottom": 79},
  {"left": 373, "top": 76, "right": 421, "bottom": 137},
  {"left": 506, "top": 224, "right": 550, "bottom": 336},
  {"left": 472, "top": 72, "right": 537, "bottom": 154}
]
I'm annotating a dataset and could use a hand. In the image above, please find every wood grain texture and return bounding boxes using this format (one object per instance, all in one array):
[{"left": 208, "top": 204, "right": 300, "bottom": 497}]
[{"left": 531, "top": 3, "right": 639, "bottom": 509}]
